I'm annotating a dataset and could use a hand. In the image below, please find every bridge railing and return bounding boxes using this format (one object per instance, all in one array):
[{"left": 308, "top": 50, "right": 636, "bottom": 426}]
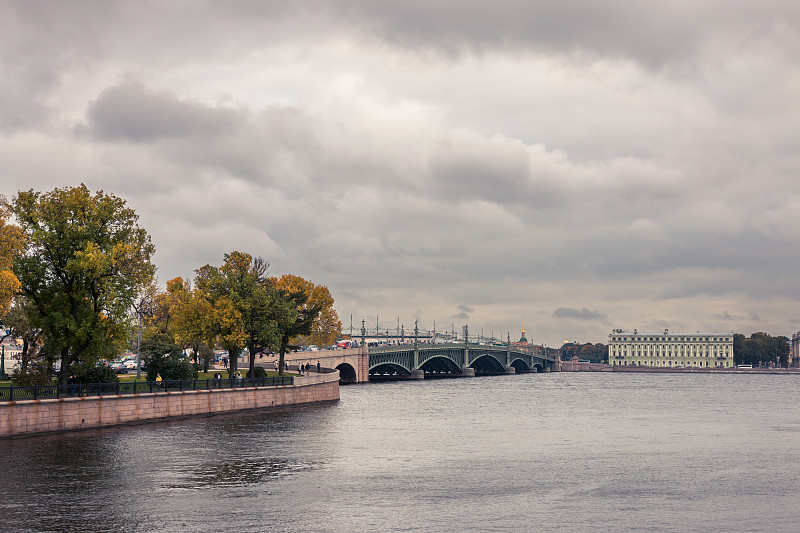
[
  {"left": 369, "top": 342, "right": 554, "bottom": 360},
  {"left": 0, "top": 376, "right": 294, "bottom": 403}
]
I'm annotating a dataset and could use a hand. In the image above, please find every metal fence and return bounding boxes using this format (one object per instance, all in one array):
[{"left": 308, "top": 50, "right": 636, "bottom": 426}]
[{"left": 0, "top": 375, "right": 294, "bottom": 403}]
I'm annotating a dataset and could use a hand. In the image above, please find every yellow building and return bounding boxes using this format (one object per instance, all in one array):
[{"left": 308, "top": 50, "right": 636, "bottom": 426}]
[{"left": 608, "top": 329, "right": 734, "bottom": 368}]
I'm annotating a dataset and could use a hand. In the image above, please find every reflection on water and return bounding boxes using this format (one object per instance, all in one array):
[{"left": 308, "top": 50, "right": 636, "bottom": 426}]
[
  {"left": 1, "top": 373, "right": 800, "bottom": 532},
  {"left": 177, "top": 459, "right": 319, "bottom": 489}
]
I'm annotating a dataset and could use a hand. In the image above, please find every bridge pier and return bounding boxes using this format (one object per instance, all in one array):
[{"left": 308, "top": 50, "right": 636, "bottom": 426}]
[
  {"left": 410, "top": 369, "right": 425, "bottom": 380},
  {"left": 505, "top": 367, "right": 516, "bottom": 374},
  {"left": 460, "top": 367, "right": 475, "bottom": 377}
]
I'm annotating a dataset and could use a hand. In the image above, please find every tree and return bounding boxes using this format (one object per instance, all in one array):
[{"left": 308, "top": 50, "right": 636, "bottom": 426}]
[
  {"left": 11, "top": 185, "right": 155, "bottom": 384},
  {"left": 169, "top": 277, "right": 214, "bottom": 372},
  {"left": 273, "top": 274, "right": 341, "bottom": 347},
  {"left": 272, "top": 274, "right": 331, "bottom": 375},
  {"left": 734, "top": 332, "right": 790, "bottom": 367},
  {"left": 195, "top": 252, "right": 278, "bottom": 377},
  {"left": 0, "top": 196, "right": 25, "bottom": 311},
  {"left": 144, "top": 278, "right": 183, "bottom": 336}
]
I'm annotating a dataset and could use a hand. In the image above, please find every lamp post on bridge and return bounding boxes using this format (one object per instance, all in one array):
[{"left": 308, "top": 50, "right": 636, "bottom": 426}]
[
  {"left": 361, "top": 319, "right": 366, "bottom": 348},
  {"left": 411, "top": 319, "right": 424, "bottom": 380}
]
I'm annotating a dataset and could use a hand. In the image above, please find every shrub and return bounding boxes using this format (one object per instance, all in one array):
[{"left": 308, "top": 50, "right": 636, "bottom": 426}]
[
  {"left": 246, "top": 367, "right": 268, "bottom": 379},
  {"left": 11, "top": 371, "right": 52, "bottom": 386},
  {"left": 158, "top": 356, "right": 197, "bottom": 381},
  {"left": 141, "top": 333, "right": 197, "bottom": 381},
  {"left": 74, "top": 364, "right": 119, "bottom": 384}
]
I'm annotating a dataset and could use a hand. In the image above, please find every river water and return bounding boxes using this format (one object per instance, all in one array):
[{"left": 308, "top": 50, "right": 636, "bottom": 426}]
[{"left": 1, "top": 372, "right": 799, "bottom": 532}]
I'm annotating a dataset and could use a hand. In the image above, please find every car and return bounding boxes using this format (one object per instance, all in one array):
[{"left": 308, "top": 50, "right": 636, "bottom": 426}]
[
  {"left": 124, "top": 360, "right": 137, "bottom": 370},
  {"left": 109, "top": 361, "right": 128, "bottom": 373}
]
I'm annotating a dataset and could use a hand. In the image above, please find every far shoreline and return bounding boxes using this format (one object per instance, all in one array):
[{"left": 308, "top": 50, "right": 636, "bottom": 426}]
[{"left": 558, "top": 361, "right": 800, "bottom": 375}]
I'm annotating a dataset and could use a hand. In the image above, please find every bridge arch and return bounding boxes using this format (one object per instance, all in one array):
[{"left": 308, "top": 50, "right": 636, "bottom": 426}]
[
  {"left": 369, "top": 362, "right": 411, "bottom": 377},
  {"left": 336, "top": 363, "right": 358, "bottom": 383},
  {"left": 509, "top": 358, "right": 531, "bottom": 373},
  {"left": 419, "top": 355, "right": 462, "bottom": 375},
  {"left": 470, "top": 353, "right": 506, "bottom": 374}
]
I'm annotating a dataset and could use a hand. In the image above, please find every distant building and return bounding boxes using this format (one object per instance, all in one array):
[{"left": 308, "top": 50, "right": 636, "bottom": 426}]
[
  {"left": 511, "top": 320, "right": 541, "bottom": 355},
  {"left": 608, "top": 329, "right": 734, "bottom": 368},
  {"left": 792, "top": 332, "right": 800, "bottom": 368}
]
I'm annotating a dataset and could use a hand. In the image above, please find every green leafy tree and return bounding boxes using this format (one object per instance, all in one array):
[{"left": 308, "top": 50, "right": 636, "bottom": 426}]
[
  {"left": 734, "top": 332, "right": 790, "bottom": 367},
  {"left": 195, "top": 252, "right": 279, "bottom": 378},
  {"left": 11, "top": 185, "right": 155, "bottom": 384}
]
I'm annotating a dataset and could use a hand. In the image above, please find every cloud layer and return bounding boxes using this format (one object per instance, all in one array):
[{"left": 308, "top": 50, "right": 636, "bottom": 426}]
[{"left": 2, "top": 1, "right": 799, "bottom": 345}]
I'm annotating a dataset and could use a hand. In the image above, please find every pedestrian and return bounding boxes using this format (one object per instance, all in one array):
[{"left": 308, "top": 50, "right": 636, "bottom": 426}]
[
  {"left": 300, "top": 363, "right": 305, "bottom": 374},
  {"left": 317, "top": 361, "right": 321, "bottom": 373}
]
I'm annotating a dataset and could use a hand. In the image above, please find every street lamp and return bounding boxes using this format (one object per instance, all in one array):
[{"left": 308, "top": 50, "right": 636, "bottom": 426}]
[{"left": 1, "top": 328, "right": 9, "bottom": 379}]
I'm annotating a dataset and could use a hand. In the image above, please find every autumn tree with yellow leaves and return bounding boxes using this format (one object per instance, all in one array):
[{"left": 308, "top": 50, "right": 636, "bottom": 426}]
[
  {"left": 272, "top": 274, "right": 342, "bottom": 375},
  {"left": 0, "top": 195, "right": 25, "bottom": 311}
]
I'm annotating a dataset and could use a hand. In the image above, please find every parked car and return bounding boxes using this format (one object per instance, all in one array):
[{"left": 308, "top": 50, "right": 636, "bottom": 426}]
[
  {"left": 109, "top": 361, "right": 128, "bottom": 373},
  {"left": 124, "top": 360, "right": 137, "bottom": 370}
]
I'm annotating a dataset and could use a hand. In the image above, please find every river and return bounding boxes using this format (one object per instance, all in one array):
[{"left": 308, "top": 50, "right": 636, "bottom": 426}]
[{"left": 1, "top": 372, "right": 798, "bottom": 532}]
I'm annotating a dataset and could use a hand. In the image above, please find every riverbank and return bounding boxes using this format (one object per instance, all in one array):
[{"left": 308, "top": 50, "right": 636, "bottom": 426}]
[
  {"left": 0, "top": 370, "right": 340, "bottom": 439},
  {"left": 559, "top": 361, "right": 800, "bottom": 374}
]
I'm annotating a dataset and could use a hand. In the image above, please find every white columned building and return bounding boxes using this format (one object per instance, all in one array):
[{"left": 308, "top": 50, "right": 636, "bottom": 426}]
[{"left": 608, "top": 329, "right": 734, "bottom": 368}]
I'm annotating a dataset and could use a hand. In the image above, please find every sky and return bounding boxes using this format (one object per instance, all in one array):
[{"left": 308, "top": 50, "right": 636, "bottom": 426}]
[{"left": 2, "top": 1, "right": 799, "bottom": 347}]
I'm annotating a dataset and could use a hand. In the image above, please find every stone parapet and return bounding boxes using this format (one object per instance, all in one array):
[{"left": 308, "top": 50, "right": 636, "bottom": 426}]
[{"left": 0, "top": 371, "right": 339, "bottom": 438}]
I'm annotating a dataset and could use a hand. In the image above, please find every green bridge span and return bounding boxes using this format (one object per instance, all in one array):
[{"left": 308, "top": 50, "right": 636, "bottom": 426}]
[{"left": 368, "top": 342, "right": 555, "bottom": 379}]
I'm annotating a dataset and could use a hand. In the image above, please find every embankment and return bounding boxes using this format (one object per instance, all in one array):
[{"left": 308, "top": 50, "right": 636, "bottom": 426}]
[{"left": 0, "top": 370, "right": 339, "bottom": 438}]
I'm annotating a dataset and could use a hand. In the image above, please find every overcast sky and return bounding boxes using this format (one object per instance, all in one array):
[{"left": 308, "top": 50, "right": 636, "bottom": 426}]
[{"left": 2, "top": 1, "right": 799, "bottom": 347}]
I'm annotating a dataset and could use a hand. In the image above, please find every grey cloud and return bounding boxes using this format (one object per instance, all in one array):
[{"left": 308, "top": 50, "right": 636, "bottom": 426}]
[
  {"left": 87, "top": 83, "right": 243, "bottom": 142},
  {"left": 339, "top": 0, "right": 800, "bottom": 67},
  {"left": 429, "top": 134, "right": 533, "bottom": 204},
  {"left": 553, "top": 308, "right": 607, "bottom": 321},
  {"left": 458, "top": 304, "right": 474, "bottom": 313},
  {"left": 453, "top": 312, "right": 470, "bottom": 320}
]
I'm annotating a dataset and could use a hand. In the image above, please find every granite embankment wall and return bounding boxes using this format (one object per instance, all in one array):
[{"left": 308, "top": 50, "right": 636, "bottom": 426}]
[{"left": 0, "top": 371, "right": 339, "bottom": 438}]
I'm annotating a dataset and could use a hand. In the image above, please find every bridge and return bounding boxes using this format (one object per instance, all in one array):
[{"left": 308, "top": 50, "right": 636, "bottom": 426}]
[{"left": 286, "top": 342, "right": 557, "bottom": 384}]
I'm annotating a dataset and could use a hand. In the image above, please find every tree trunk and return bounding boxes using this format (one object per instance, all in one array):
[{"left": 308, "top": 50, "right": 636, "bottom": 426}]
[
  {"left": 57, "top": 349, "right": 74, "bottom": 385},
  {"left": 19, "top": 339, "right": 30, "bottom": 377},
  {"left": 247, "top": 342, "right": 256, "bottom": 377},
  {"left": 278, "top": 335, "right": 289, "bottom": 376},
  {"left": 228, "top": 348, "right": 238, "bottom": 377}
]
